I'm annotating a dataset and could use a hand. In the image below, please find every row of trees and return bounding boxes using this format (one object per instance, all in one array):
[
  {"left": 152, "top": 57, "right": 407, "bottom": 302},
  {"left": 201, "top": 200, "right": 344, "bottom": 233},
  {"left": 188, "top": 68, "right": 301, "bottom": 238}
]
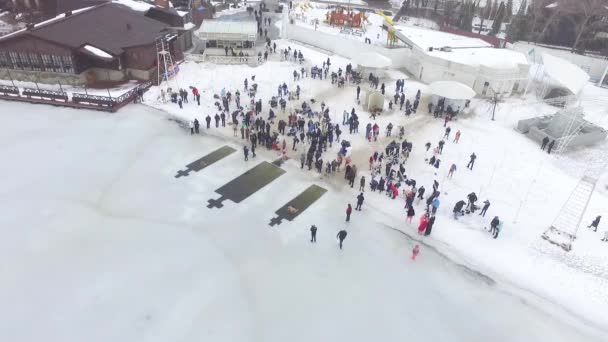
[
  {"left": 399, "top": 0, "right": 608, "bottom": 54},
  {"left": 508, "top": 0, "right": 608, "bottom": 53}
]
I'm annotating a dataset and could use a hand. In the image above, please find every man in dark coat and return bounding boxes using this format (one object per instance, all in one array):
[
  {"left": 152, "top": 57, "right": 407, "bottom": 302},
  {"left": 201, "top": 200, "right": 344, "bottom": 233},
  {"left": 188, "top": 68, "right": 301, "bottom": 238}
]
[
  {"left": 541, "top": 136, "right": 550, "bottom": 150},
  {"left": 337, "top": 229, "right": 348, "bottom": 249},
  {"left": 587, "top": 215, "right": 601, "bottom": 232},
  {"left": 424, "top": 216, "right": 435, "bottom": 236},
  {"left": 480, "top": 200, "right": 491, "bottom": 217},
  {"left": 467, "top": 153, "right": 477, "bottom": 170},
  {"left": 205, "top": 115, "right": 211, "bottom": 129},
  {"left": 310, "top": 225, "right": 317, "bottom": 243},
  {"left": 547, "top": 140, "right": 555, "bottom": 154},
  {"left": 243, "top": 146, "right": 249, "bottom": 161},
  {"left": 194, "top": 118, "right": 200, "bottom": 134},
  {"left": 356, "top": 193, "right": 365, "bottom": 211},
  {"left": 453, "top": 200, "right": 466, "bottom": 219}
]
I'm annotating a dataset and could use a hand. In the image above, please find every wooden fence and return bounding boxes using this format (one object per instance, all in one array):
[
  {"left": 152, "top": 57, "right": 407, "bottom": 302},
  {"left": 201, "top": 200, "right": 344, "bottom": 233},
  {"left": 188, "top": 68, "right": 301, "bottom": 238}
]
[{"left": 0, "top": 81, "right": 153, "bottom": 112}]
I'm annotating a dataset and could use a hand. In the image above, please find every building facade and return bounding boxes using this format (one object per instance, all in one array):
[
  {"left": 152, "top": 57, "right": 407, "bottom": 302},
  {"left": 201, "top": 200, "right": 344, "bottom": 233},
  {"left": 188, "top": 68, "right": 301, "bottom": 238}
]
[{"left": 0, "top": 2, "right": 183, "bottom": 85}]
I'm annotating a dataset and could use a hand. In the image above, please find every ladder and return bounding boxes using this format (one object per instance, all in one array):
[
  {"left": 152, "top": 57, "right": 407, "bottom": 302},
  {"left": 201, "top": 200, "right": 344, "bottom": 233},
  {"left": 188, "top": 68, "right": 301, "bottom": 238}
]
[
  {"left": 156, "top": 35, "right": 176, "bottom": 87},
  {"left": 542, "top": 176, "right": 597, "bottom": 251}
]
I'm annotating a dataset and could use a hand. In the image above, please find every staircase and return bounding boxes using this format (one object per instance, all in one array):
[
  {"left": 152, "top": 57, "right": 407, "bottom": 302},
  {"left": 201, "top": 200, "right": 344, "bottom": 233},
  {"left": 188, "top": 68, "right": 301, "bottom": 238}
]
[{"left": 542, "top": 176, "right": 597, "bottom": 251}]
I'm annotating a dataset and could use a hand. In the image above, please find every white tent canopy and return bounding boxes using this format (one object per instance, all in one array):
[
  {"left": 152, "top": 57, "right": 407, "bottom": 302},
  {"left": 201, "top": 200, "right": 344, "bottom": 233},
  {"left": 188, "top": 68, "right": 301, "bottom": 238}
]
[
  {"left": 198, "top": 20, "right": 258, "bottom": 41},
  {"left": 429, "top": 81, "right": 476, "bottom": 100},
  {"left": 354, "top": 52, "right": 392, "bottom": 69},
  {"left": 541, "top": 53, "right": 590, "bottom": 95}
]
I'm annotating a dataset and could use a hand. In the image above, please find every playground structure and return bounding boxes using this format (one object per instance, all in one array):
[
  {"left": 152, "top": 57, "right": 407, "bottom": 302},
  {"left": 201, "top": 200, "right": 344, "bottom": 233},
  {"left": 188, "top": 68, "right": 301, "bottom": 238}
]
[
  {"left": 326, "top": 6, "right": 367, "bottom": 29},
  {"left": 376, "top": 11, "right": 399, "bottom": 46}
]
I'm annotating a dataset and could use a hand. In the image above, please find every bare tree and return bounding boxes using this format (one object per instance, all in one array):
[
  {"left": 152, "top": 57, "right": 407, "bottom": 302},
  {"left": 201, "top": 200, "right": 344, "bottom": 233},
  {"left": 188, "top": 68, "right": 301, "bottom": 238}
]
[
  {"left": 530, "top": 0, "right": 561, "bottom": 44},
  {"left": 561, "top": 0, "right": 608, "bottom": 52}
]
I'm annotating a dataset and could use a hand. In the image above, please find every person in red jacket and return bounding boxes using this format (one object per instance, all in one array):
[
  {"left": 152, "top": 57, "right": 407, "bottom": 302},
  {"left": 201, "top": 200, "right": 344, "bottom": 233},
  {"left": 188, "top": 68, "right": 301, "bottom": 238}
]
[
  {"left": 346, "top": 204, "right": 352, "bottom": 222},
  {"left": 418, "top": 213, "right": 429, "bottom": 235}
]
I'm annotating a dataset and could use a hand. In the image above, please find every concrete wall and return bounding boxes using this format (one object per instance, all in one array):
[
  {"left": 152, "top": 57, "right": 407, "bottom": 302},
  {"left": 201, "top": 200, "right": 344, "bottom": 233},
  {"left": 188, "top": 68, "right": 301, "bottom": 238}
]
[
  {"left": 512, "top": 42, "right": 608, "bottom": 82},
  {"left": 0, "top": 68, "right": 85, "bottom": 85}
]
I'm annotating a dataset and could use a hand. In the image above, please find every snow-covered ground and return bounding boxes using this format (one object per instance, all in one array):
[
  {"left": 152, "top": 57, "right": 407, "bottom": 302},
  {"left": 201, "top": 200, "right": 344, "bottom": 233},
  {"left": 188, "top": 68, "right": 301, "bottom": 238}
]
[
  {"left": 142, "top": 36, "right": 608, "bottom": 332},
  {"left": 291, "top": 3, "right": 407, "bottom": 47},
  {"left": 0, "top": 101, "right": 606, "bottom": 341}
]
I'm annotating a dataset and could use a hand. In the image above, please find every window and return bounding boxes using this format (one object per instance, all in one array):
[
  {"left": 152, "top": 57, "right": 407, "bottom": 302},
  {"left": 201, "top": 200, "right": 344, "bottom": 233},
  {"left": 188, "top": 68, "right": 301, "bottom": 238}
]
[
  {"left": 61, "top": 55, "right": 73, "bottom": 73},
  {"left": 19, "top": 52, "right": 31, "bottom": 70},
  {"left": 29, "top": 53, "right": 42, "bottom": 71},
  {"left": 9, "top": 52, "right": 21, "bottom": 69},
  {"left": 51, "top": 55, "right": 63, "bottom": 72},
  {"left": 0, "top": 51, "right": 12, "bottom": 68},
  {"left": 41, "top": 54, "right": 53, "bottom": 71}
]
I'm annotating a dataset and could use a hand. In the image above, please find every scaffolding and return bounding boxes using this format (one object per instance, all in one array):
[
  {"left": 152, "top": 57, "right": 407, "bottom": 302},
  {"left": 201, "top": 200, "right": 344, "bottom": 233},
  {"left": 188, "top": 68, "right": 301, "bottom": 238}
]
[{"left": 156, "top": 35, "right": 179, "bottom": 87}]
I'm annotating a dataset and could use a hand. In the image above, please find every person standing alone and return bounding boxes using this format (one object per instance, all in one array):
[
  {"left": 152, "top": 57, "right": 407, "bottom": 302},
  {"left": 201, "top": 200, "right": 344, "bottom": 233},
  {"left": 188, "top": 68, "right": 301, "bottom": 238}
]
[{"left": 310, "top": 225, "right": 317, "bottom": 243}]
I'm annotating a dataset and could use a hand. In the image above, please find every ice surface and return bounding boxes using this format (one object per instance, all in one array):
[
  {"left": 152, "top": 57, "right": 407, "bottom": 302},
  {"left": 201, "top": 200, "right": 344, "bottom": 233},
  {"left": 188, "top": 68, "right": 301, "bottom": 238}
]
[
  {"left": 0, "top": 102, "right": 605, "bottom": 342},
  {"left": 142, "top": 37, "right": 608, "bottom": 333}
]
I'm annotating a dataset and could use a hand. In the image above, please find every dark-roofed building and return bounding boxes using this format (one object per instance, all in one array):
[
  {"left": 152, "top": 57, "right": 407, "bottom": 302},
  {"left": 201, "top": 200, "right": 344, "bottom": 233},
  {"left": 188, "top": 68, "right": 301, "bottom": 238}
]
[
  {"left": 0, "top": 2, "right": 184, "bottom": 85},
  {"left": 10, "top": 0, "right": 108, "bottom": 22},
  {"left": 145, "top": 6, "right": 194, "bottom": 52}
]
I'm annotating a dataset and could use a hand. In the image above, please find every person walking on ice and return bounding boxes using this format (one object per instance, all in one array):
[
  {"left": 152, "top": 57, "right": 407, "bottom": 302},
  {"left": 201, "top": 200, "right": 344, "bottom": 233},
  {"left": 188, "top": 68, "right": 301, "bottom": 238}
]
[
  {"left": 587, "top": 215, "right": 601, "bottom": 232},
  {"left": 243, "top": 146, "right": 249, "bottom": 161},
  {"left": 356, "top": 193, "right": 365, "bottom": 211},
  {"left": 337, "top": 229, "right": 348, "bottom": 250},
  {"left": 453, "top": 130, "right": 461, "bottom": 143},
  {"left": 411, "top": 244, "right": 420, "bottom": 260},
  {"left": 467, "top": 153, "right": 477, "bottom": 170},
  {"left": 448, "top": 163, "right": 456, "bottom": 178},
  {"left": 310, "top": 225, "right": 317, "bottom": 243},
  {"left": 346, "top": 204, "right": 352, "bottom": 222},
  {"left": 480, "top": 200, "right": 491, "bottom": 217}
]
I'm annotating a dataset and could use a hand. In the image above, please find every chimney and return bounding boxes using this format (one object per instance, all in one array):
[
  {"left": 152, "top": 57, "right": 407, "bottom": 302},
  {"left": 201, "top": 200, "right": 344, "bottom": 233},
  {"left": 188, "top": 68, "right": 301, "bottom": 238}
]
[
  {"left": 65, "top": 10, "right": 72, "bottom": 17},
  {"left": 155, "top": 0, "right": 170, "bottom": 8}
]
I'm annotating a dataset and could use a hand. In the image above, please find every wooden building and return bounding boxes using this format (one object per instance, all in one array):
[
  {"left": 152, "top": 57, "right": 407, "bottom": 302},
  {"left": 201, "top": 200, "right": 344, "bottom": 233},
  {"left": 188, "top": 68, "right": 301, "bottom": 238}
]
[{"left": 0, "top": 2, "right": 184, "bottom": 85}]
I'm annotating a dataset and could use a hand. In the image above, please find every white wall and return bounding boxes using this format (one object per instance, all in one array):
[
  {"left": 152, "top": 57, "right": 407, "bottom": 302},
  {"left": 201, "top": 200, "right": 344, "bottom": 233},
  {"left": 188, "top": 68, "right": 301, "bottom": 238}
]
[
  {"left": 285, "top": 23, "right": 413, "bottom": 69},
  {"left": 512, "top": 42, "right": 608, "bottom": 81}
]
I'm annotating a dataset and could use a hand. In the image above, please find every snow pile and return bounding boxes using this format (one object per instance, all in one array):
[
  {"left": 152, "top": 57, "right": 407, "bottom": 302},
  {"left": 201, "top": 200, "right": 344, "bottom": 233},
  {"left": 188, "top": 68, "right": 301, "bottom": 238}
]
[
  {"left": 83, "top": 45, "right": 114, "bottom": 59},
  {"left": 542, "top": 53, "right": 591, "bottom": 95}
]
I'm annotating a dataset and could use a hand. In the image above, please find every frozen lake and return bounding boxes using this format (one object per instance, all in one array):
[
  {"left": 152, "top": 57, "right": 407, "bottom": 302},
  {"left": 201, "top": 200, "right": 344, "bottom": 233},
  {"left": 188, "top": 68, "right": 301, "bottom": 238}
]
[{"left": 0, "top": 103, "right": 604, "bottom": 342}]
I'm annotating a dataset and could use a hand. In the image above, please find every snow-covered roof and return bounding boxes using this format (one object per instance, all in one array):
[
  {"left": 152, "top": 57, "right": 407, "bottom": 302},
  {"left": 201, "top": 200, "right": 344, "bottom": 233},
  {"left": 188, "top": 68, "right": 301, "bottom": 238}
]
[
  {"left": 82, "top": 44, "right": 114, "bottom": 59},
  {"left": 428, "top": 47, "right": 529, "bottom": 70},
  {"left": 353, "top": 52, "right": 391, "bottom": 69},
  {"left": 393, "top": 26, "right": 491, "bottom": 51},
  {"left": 198, "top": 20, "right": 257, "bottom": 41},
  {"left": 429, "top": 81, "right": 476, "bottom": 100},
  {"left": 542, "top": 53, "right": 590, "bottom": 95}
]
